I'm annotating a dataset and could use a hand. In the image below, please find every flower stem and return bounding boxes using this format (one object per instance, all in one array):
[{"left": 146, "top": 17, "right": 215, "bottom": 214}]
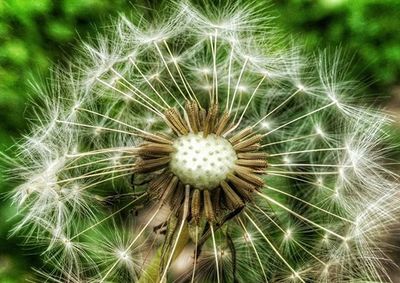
[{"left": 138, "top": 223, "right": 190, "bottom": 283}]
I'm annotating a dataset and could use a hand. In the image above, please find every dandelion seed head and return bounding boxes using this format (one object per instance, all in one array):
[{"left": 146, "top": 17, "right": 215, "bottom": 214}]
[{"left": 5, "top": 1, "right": 399, "bottom": 282}]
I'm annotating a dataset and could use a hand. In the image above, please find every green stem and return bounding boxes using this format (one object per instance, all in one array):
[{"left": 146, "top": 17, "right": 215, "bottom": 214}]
[{"left": 138, "top": 224, "right": 190, "bottom": 283}]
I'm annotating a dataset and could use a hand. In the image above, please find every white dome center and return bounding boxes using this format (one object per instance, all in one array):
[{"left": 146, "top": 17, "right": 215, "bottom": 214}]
[{"left": 169, "top": 133, "right": 237, "bottom": 189}]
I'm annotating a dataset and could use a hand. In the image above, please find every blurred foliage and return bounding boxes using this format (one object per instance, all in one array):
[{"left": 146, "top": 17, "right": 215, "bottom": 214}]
[
  {"left": 0, "top": 0, "right": 399, "bottom": 281},
  {"left": 274, "top": 0, "right": 400, "bottom": 92}
]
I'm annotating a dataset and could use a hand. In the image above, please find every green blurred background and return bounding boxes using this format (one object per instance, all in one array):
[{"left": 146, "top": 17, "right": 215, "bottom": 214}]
[{"left": 0, "top": 0, "right": 399, "bottom": 281}]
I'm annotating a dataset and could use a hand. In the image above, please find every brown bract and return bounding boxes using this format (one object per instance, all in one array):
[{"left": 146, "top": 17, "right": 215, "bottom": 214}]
[{"left": 134, "top": 100, "right": 268, "bottom": 225}]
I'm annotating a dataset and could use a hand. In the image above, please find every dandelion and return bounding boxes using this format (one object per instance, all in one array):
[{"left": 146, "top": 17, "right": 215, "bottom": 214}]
[{"left": 6, "top": 1, "right": 399, "bottom": 282}]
